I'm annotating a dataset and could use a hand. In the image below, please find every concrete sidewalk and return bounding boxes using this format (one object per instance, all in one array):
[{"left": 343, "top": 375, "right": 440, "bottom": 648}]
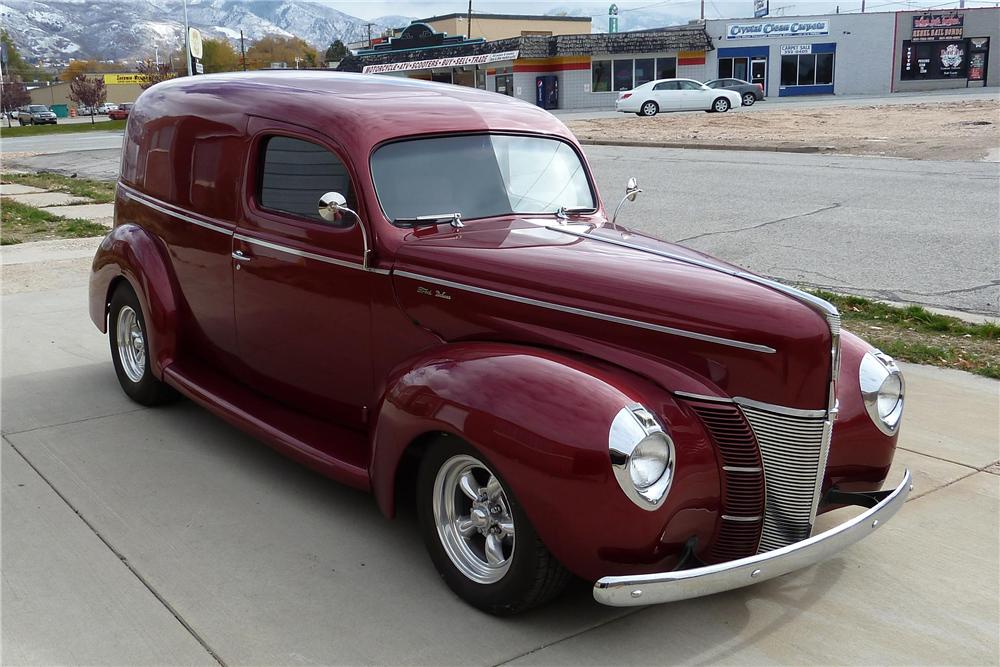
[{"left": 1, "top": 282, "right": 998, "bottom": 664}]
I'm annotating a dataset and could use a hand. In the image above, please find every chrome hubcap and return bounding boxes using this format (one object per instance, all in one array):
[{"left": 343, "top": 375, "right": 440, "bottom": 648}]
[
  {"left": 116, "top": 305, "right": 146, "bottom": 383},
  {"left": 643, "top": 103, "right": 656, "bottom": 115},
  {"left": 433, "top": 454, "right": 515, "bottom": 584},
  {"left": 716, "top": 100, "right": 727, "bottom": 111}
]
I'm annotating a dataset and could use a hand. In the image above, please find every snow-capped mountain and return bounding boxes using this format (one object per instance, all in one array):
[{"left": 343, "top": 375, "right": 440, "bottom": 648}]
[{"left": 0, "top": 0, "right": 412, "bottom": 64}]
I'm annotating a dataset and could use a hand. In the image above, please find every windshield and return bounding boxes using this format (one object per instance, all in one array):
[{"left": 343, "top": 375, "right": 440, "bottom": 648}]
[
  {"left": 371, "top": 134, "right": 595, "bottom": 222},
  {"left": 28, "top": 105, "right": 48, "bottom": 112}
]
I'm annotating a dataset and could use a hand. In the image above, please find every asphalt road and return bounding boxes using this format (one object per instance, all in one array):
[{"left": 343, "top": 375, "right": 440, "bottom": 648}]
[
  {"left": 2, "top": 283, "right": 998, "bottom": 665},
  {"left": 2, "top": 132, "right": 998, "bottom": 315}
]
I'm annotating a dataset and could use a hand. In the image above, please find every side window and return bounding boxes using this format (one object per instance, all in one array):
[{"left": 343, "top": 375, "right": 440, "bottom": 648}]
[
  {"left": 259, "top": 136, "right": 354, "bottom": 222},
  {"left": 679, "top": 80, "right": 703, "bottom": 90},
  {"left": 653, "top": 81, "right": 679, "bottom": 91}
]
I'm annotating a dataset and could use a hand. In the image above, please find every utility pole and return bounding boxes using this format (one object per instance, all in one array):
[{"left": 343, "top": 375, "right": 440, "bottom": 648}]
[
  {"left": 861, "top": 0, "right": 865, "bottom": 12},
  {"left": 365, "top": 23, "right": 373, "bottom": 48},
  {"left": 467, "top": 0, "right": 473, "bottom": 38},
  {"left": 240, "top": 30, "right": 246, "bottom": 71},
  {"left": 700, "top": 0, "right": 705, "bottom": 20},
  {"left": 182, "top": 0, "right": 191, "bottom": 76}
]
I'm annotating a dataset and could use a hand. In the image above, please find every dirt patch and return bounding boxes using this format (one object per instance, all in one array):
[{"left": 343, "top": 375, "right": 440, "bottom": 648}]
[{"left": 567, "top": 99, "right": 1000, "bottom": 160}]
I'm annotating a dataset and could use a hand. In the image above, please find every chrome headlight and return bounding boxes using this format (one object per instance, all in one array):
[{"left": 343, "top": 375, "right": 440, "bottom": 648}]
[
  {"left": 609, "top": 405, "right": 675, "bottom": 510},
  {"left": 860, "top": 351, "right": 904, "bottom": 435}
]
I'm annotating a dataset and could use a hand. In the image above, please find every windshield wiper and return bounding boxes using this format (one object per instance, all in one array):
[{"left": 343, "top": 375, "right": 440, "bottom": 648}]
[
  {"left": 555, "top": 205, "right": 597, "bottom": 221},
  {"left": 393, "top": 212, "right": 464, "bottom": 229}
]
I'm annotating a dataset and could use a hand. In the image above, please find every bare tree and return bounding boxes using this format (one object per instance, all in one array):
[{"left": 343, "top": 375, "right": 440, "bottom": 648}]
[
  {"left": 136, "top": 60, "right": 176, "bottom": 90},
  {"left": 68, "top": 75, "right": 107, "bottom": 124},
  {"left": 1, "top": 75, "right": 31, "bottom": 126}
]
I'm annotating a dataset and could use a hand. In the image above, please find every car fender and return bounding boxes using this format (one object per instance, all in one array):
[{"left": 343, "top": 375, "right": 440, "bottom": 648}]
[
  {"left": 89, "top": 222, "right": 179, "bottom": 378},
  {"left": 369, "top": 342, "right": 721, "bottom": 581}
]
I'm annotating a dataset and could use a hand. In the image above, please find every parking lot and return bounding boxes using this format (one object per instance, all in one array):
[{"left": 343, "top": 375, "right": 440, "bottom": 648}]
[{"left": 2, "top": 109, "right": 999, "bottom": 665}]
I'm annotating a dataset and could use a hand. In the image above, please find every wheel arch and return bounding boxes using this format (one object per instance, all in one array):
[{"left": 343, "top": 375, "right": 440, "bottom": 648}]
[{"left": 89, "top": 223, "right": 180, "bottom": 378}]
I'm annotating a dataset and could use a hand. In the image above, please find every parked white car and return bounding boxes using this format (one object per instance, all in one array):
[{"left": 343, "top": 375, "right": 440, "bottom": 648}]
[
  {"left": 615, "top": 78, "right": 743, "bottom": 116},
  {"left": 97, "top": 103, "right": 119, "bottom": 114}
]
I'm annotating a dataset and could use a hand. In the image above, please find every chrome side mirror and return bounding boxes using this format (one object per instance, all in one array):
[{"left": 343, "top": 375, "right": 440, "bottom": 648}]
[
  {"left": 317, "top": 191, "right": 372, "bottom": 270},
  {"left": 613, "top": 177, "right": 642, "bottom": 224},
  {"left": 318, "top": 191, "right": 358, "bottom": 225}
]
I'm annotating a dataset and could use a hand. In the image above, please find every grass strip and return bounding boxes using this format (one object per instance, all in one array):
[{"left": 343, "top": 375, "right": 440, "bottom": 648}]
[
  {"left": 1, "top": 197, "right": 107, "bottom": 244},
  {"left": 810, "top": 289, "right": 998, "bottom": 379},
  {"left": 0, "top": 119, "right": 125, "bottom": 137},
  {"left": 2, "top": 172, "right": 115, "bottom": 203}
]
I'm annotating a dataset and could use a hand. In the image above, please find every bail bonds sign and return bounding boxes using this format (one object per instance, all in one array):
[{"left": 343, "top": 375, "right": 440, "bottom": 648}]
[
  {"left": 362, "top": 50, "right": 520, "bottom": 74},
  {"left": 726, "top": 20, "right": 829, "bottom": 39}
]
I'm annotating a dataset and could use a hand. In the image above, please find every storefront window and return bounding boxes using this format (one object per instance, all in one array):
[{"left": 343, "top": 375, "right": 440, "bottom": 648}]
[
  {"left": 781, "top": 53, "right": 835, "bottom": 87},
  {"left": 656, "top": 57, "right": 676, "bottom": 79},
  {"left": 613, "top": 59, "right": 634, "bottom": 91},
  {"left": 900, "top": 40, "right": 972, "bottom": 80},
  {"left": 431, "top": 69, "right": 452, "bottom": 84},
  {"left": 592, "top": 60, "right": 611, "bottom": 92},
  {"left": 635, "top": 58, "right": 655, "bottom": 86},
  {"left": 719, "top": 58, "right": 733, "bottom": 78}
]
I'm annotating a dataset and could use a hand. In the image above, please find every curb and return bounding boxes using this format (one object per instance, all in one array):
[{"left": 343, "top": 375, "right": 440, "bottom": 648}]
[{"left": 577, "top": 139, "right": 835, "bottom": 154}]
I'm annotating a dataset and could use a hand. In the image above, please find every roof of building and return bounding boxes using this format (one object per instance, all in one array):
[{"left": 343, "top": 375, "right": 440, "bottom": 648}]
[
  {"left": 338, "top": 27, "right": 712, "bottom": 72},
  {"left": 417, "top": 12, "right": 593, "bottom": 23}
]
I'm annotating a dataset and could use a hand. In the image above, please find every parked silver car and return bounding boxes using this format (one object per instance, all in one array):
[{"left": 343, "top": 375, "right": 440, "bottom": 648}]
[
  {"left": 704, "top": 78, "right": 765, "bottom": 106},
  {"left": 17, "top": 104, "right": 58, "bottom": 125}
]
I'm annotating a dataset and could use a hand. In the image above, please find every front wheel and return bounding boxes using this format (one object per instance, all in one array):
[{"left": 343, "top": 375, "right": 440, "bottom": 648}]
[
  {"left": 742, "top": 93, "right": 756, "bottom": 106},
  {"left": 108, "top": 282, "right": 178, "bottom": 406},
  {"left": 640, "top": 101, "right": 659, "bottom": 117},
  {"left": 713, "top": 97, "right": 731, "bottom": 113},
  {"left": 417, "top": 437, "right": 570, "bottom": 615}
]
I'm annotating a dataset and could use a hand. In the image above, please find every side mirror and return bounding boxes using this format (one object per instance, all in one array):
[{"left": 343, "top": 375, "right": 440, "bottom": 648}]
[
  {"left": 625, "top": 177, "right": 641, "bottom": 202},
  {"left": 318, "top": 191, "right": 357, "bottom": 225},
  {"left": 613, "top": 177, "right": 642, "bottom": 224}
]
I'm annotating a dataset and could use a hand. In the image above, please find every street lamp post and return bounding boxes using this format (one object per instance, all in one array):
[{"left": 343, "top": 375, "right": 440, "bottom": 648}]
[{"left": 182, "top": 0, "right": 191, "bottom": 76}]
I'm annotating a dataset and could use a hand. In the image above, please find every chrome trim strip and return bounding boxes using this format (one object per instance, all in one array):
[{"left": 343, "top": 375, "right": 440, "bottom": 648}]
[
  {"left": 120, "top": 183, "right": 232, "bottom": 236},
  {"left": 722, "top": 466, "right": 762, "bottom": 473},
  {"left": 394, "top": 270, "right": 776, "bottom": 354},
  {"left": 721, "top": 515, "right": 762, "bottom": 522},
  {"left": 593, "top": 469, "right": 911, "bottom": 606},
  {"left": 233, "top": 233, "right": 364, "bottom": 271},
  {"left": 732, "top": 397, "right": 827, "bottom": 418},
  {"left": 673, "top": 391, "right": 733, "bottom": 404}
]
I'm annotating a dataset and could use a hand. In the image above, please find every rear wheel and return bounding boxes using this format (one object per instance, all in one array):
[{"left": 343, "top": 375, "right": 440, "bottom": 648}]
[
  {"left": 742, "top": 93, "right": 756, "bottom": 106},
  {"left": 108, "top": 282, "right": 178, "bottom": 406},
  {"left": 640, "top": 101, "right": 659, "bottom": 117},
  {"left": 713, "top": 97, "right": 731, "bottom": 113},
  {"left": 417, "top": 437, "right": 571, "bottom": 615}
]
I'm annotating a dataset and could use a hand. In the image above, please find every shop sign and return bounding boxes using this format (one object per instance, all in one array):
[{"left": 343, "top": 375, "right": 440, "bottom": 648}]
[
  {"left": 780, "top": 44, "right": 812, "bottom": 55},
  {"left": 900, "top": 40, "right": 968, "bottom": 80},
  {"left": 103, "top": 73, "right": 167, "bottom": 85},
  {"left": 911, "top": 12, "right": 963, "bottom": 42},
  {"left": 968, "top": 52, "right": 986, "bottom": 81},
  {"left": 938, "top": 42, "right": 965, "bottom": 78},
  {"left": 363, "top": 51, "right": 520, "bottom": 74},
  {"left": 726, "top": 21, "right": 828, "bottom": 39},
  {"left": 753, "top": 0, "right": 769, "bottom": 19}
]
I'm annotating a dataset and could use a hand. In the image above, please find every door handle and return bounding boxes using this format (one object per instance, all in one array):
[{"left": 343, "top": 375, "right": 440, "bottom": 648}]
[{"left": 231, "top": 250, "right": 251, "bottom": 262}]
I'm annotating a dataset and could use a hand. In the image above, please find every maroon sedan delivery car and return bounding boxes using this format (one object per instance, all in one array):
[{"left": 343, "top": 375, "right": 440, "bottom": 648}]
[{"left": 90, "top": 72, "right": 909, "bottom": 614}]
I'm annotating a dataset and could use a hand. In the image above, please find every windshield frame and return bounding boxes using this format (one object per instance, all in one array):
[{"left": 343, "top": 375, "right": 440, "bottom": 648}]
[{"left": 368, "top": 131, "right": 600, "bottom": 227}]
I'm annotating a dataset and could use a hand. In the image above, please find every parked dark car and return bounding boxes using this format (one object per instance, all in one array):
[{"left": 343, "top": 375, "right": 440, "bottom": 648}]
[
  {"left": 704, "top": 78, "right": 765, "bottom": 106},
  {"left": 91, "top": 71, "right": 909, "bottom": 615},
  {"left": 17, "top": 104, "right": 58, "bottom": 125}
]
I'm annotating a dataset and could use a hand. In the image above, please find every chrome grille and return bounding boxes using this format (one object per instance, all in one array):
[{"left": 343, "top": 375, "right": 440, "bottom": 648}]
[{"left": 739, "top": 404, "right": 829, "bottom": 553}]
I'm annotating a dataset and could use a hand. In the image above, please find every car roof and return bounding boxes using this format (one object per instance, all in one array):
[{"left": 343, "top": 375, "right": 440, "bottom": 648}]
[
  {"left": 140, "top": 71, "right": 574, "bottom": 150},
  {"left": 647, "top": 78, "right": 702, "bottom": 85}
]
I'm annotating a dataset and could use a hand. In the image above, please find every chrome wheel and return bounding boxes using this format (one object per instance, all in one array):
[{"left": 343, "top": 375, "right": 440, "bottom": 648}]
[
  {"left": 641, "top": 101, "right": 658, "bottom": 117},
  {"left": 714, "top": 98, "right": 730, "bottom": 112},
  {"left": 115, "top": 305, "right": 146, "bottom": 383},
  {"left": 432, "top": 454, "right": 515, "bottom": 584},
  {"left": 742, "top": 93, "right": 756, "bottom": 106}
]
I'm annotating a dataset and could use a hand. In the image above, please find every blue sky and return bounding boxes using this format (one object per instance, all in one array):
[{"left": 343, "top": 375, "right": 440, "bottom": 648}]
[{"left": 329, "top": 0, "right": 996, "bottom": 21}]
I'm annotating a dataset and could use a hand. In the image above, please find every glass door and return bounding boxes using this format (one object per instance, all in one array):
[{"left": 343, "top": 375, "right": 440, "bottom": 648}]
[{"left": 750, "top": 58, "right": 767, "bottom": 96}]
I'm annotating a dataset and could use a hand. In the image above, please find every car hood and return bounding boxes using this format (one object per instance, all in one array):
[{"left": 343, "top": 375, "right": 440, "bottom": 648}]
[{"left": 391, "top": 219, "right": 833, "bottom": 409}]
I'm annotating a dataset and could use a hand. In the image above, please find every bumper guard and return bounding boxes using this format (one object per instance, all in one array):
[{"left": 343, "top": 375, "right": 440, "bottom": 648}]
[{"left": 593, "top": 469, "right": 911, "bottom": 606}]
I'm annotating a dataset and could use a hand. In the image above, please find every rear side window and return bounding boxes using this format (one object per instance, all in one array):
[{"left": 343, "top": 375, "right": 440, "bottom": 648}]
[
  {"left": 259, "top": 136, "right": 354, "bottom": 222},
  {"left": 654, "top": 81, "right": 679, "bottom": 91}
]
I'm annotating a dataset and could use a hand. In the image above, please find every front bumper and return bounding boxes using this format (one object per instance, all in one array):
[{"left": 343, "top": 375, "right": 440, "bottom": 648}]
[{"left": 593, "top": 468, "right": 911, "bottom": 606}]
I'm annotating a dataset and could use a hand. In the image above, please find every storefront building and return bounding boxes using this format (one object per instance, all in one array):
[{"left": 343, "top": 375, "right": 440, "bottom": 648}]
[
  {"left": 704, "top": 13, "right": 896, "bottom": 97},
  {"left": 338, "top": 21, "right": 713, "bottom": 111},
  {"left": 892, "top": 8, "right": 998, "bottom": 91}
]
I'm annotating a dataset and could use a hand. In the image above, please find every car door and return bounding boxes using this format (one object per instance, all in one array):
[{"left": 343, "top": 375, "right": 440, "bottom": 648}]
[
  {"left": 653, "top": 81, "right": 681, "bottom": 109},
  {"left": 232, "top": 116, "right": 374, "bottom": 431},
  {"left": 678, "top": 80, "right": 709, "bottom": 110}
]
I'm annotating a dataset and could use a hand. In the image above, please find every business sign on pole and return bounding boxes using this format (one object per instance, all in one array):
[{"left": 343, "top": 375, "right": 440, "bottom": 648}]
[
  {"left": 362, "top": 50, "right": 520, "bottom": 74},
  {"left": 726, "top": 20, "right": 829, "bottom": 39},
  {"left": 608, "top": 4, "right": 619, "bottom": 33},
  {"left": 104, "top": 73, "right": 177, "bottom": 85},
  {"left": 189, "top": 27, "right": 204, "bottom": 74},
  {"left": 753, "top": 0, "right": 769, "bottom": 19}
]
